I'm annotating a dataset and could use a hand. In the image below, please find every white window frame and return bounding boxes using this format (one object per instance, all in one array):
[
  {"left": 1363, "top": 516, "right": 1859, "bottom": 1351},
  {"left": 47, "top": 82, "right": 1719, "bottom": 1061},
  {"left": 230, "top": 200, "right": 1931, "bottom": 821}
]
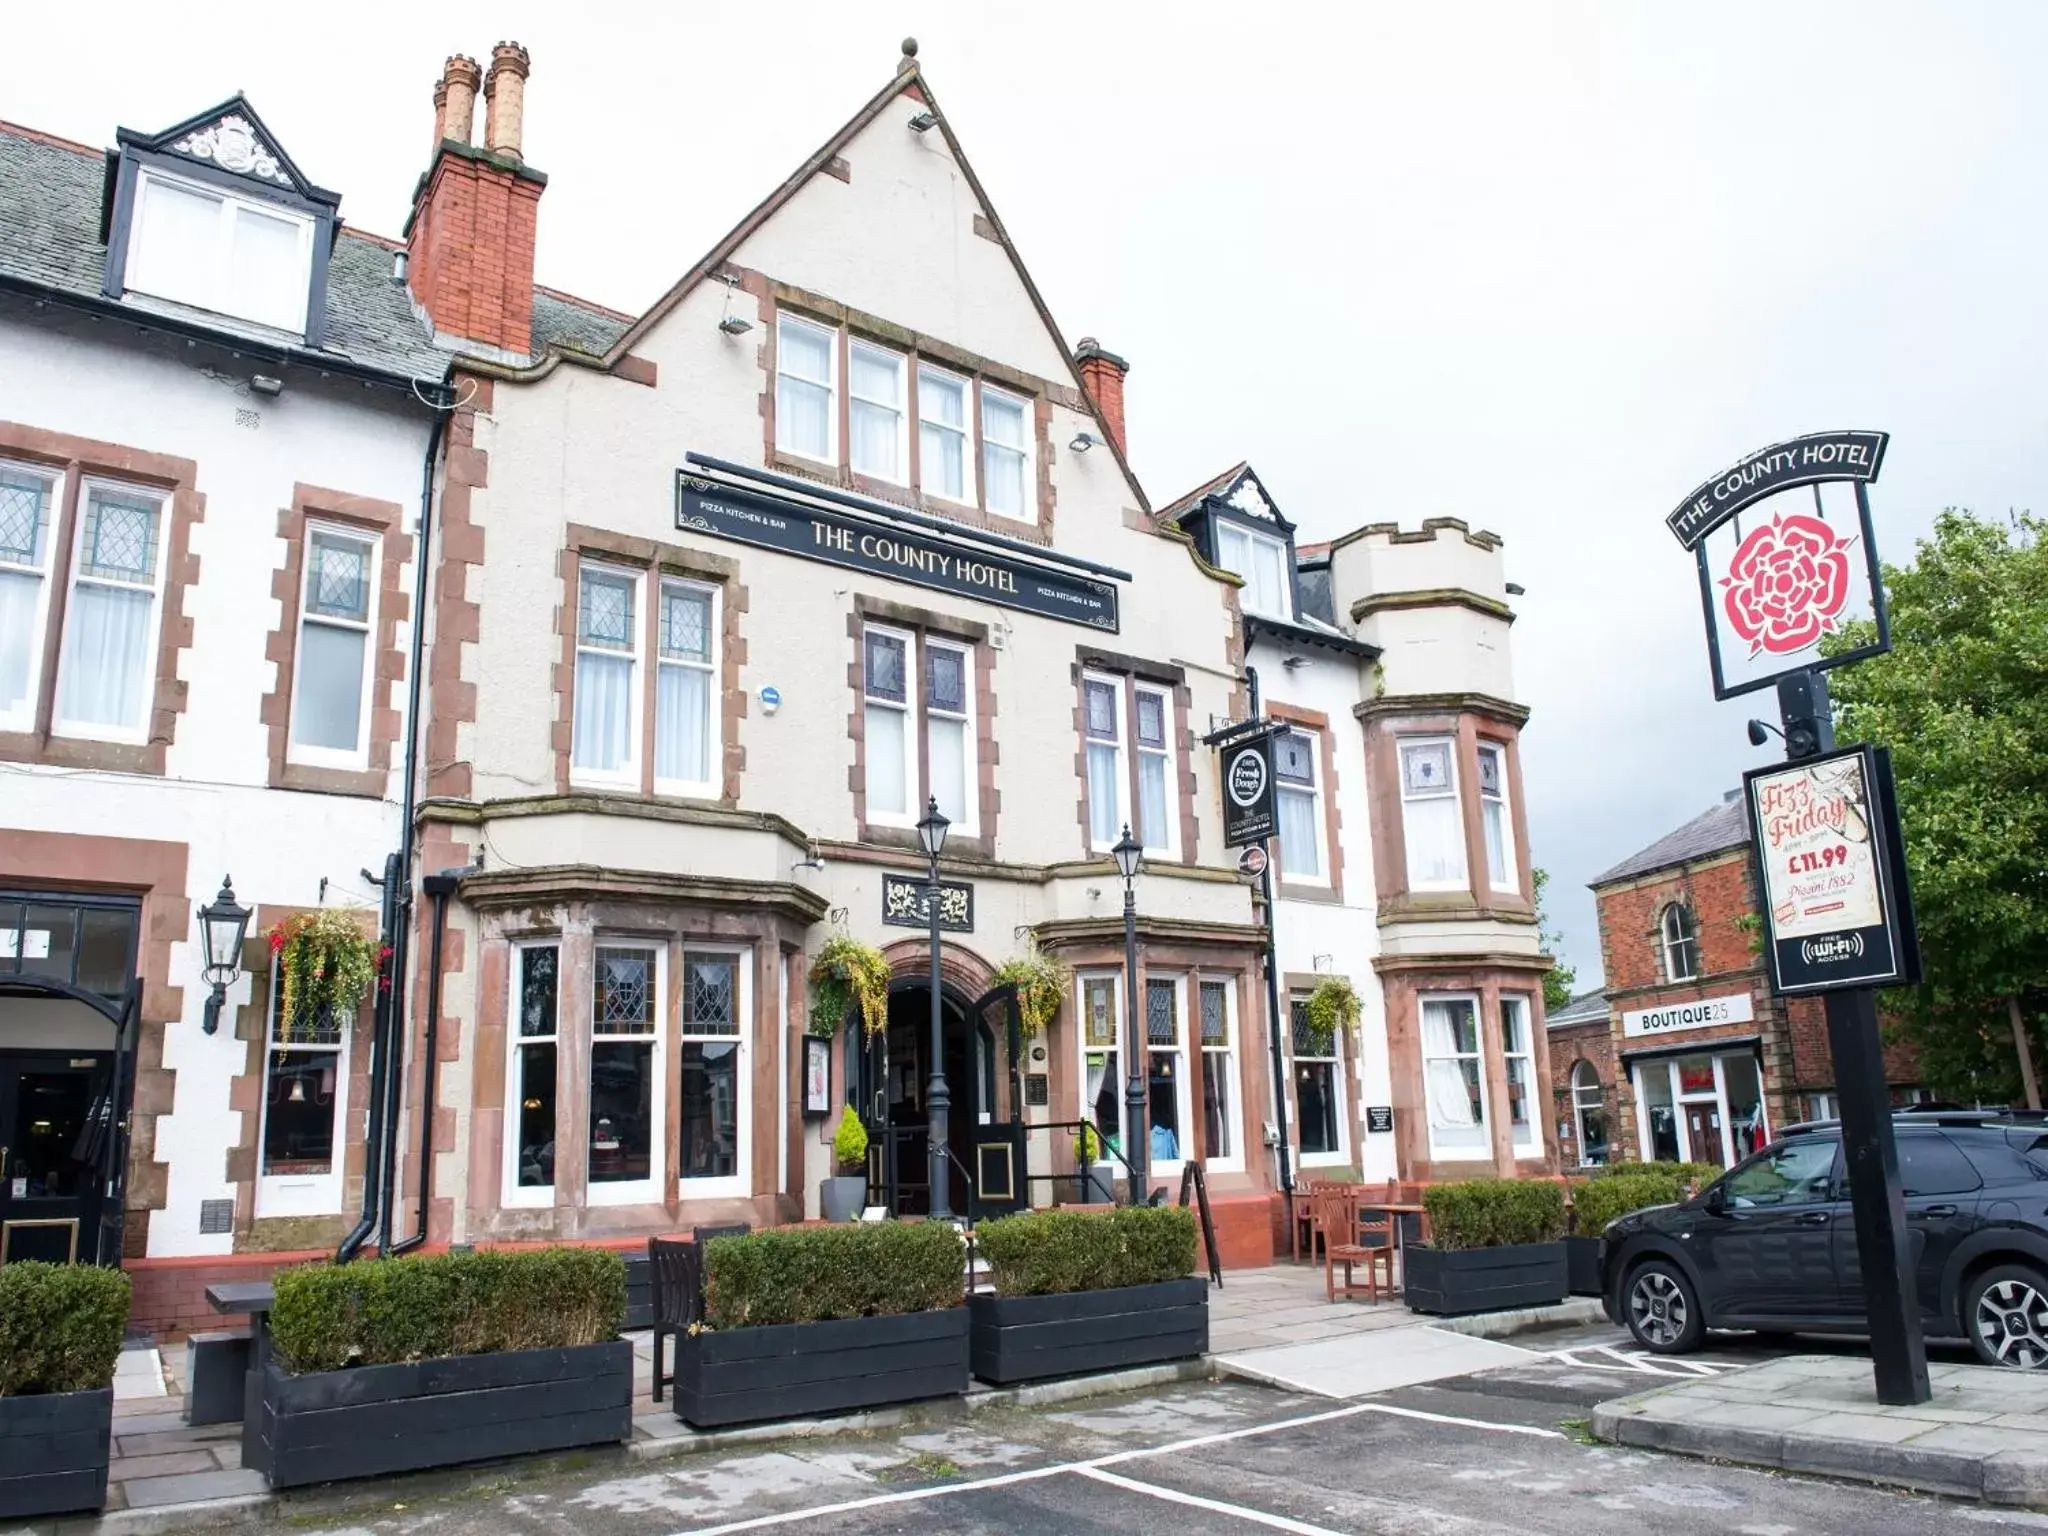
[
  {"left": 0, "top": 460, "right": 60, "bottom": 735},
  {"left": 586, "top": 940, "right": 666, "bottom": 1207},
  {"left": 1143, "top": 974, "right": 1193, "bottom": 1180},
  {"left": 255, "top": 969, "right": 351, "bottom": 1218},
  {"left": 678, "top": 944, "right": 753, "bottom": 1200},
  {"left": 1197, "top": 976, "right": 1246, "bottom": 1174},
  {"left": 916, "top": 364, "right": 975, "bottom": 506},
  {"left": 53, "top": 479, "right": 169, "bottom": 745},
  {"left": 1661, "top": 904, "right": 1701, "bottom": 982},
  {"left": 1499, "top": 995, "right": 1540, "bottom": 1159},
  {"left": 922, "top": 635, "right": 977, "bottom": 837},
  {"left": 653, "top": 576, "right": 721, "bottom": 799},
  {"left": 1274, "top": 727, "right": 1327, "bottom": 884},
  {"left": 1076, "top": 971, "right": 1124, "bottom": 1168},
  {"left": 1477, "top": 741, "right": 1517, "bottom": 892},
  {"left": 1570, "top": 1060, "right": 1608, "bottom": 1168},
  {"left": 501, "top": 939, "right": 561, "bottom": 1209},
  {"left": 126, "top": 166, "right": 315, "bottom": 333},
  {"left": 1421, "top": 993, "right": 1492, "bottom": 1161},
  {"left": 1398, "top": 735, "right": 1469, "bottom": 891},
  {"left": 285, "top": 519, "right": 381, "bottom": 770},
  {"left": 570, "top": 560, "right": 643, "bottom": 790},
  {"left": 1290, "top": 992, "right": 1351, "bottom": 1168},
  {"left": 862, "top": 622, "right": 921, "bottom": 828},
  {"left": 1215, "top": 521, "right": 1290, "bottom": 619},
  {"left": 774, "top": 312, "right": 838, "bottom": 465},
  {"left": 1081, "top": 671, "right": 1130, "bottom": 853},
  {"left": 979, "top": 383, "right": 1034, "bottom": 522},
  {"left": 848, "top": 339, "right": 910, "bottom": 485},
  {"left": 1131, "top": 682, "right": 1179, "bottom": 859}
]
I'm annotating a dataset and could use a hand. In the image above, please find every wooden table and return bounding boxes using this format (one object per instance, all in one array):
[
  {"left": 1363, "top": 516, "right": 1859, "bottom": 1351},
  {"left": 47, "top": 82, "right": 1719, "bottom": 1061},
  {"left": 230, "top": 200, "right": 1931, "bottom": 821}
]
[
  {"left": 1358, "top": 1201, "right": 1428, "bottom": 1292},
  {"left": 205, "top": 1281, "right": 276, "bottom": 1469}
]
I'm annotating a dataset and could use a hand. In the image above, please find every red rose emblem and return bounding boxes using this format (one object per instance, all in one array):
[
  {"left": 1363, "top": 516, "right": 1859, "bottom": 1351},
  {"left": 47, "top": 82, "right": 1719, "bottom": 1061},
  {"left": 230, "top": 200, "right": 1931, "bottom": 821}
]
[{"left": 1718, "top": 511, "right": 1854, "bottom": 657}]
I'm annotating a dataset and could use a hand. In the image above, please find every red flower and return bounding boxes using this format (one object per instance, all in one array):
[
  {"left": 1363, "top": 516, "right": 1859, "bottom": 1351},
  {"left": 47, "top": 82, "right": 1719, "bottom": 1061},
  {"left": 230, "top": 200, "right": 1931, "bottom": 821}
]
[
  {"left": 1718, "top": 512, "right": 1855, "bottom": 657},
  {"left": 268, "top": 930, "right": 285, "bottom": 954}
]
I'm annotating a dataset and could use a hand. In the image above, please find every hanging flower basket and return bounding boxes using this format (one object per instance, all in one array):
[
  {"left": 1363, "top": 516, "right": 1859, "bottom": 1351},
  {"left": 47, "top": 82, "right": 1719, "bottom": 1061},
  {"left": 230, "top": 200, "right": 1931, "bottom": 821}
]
[
  {"left": 992, "top": 945, "right": 1069, "bottom": 1039},
  {"left": 809, "top": 936, "right": 892, "bottom": 1037},
  {"left": 264, "top": 909, "right": 381, "bottom": 1042},
  {"left": 1302, "top": 975, "right": 1361, "bottom": 1057}
]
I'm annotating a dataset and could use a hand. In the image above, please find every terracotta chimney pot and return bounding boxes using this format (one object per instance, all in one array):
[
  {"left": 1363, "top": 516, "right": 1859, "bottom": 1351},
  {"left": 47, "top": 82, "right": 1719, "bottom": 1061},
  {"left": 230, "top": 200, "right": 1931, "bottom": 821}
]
[
  {"left": 1074, "top": 338, "right": 1131, "bottom": 457},
  {"left": 440, "top": 55, "right": 480, "bottom": 146},
  {"left": 484, "top": 41, "right": 532, "bottom": 159}
]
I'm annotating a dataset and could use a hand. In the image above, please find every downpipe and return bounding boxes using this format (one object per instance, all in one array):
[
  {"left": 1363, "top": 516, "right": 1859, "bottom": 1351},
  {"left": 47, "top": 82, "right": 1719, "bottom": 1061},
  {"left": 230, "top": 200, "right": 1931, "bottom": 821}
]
[{"left": 392, "top": 865, "right": 477, "bottom": 1255}]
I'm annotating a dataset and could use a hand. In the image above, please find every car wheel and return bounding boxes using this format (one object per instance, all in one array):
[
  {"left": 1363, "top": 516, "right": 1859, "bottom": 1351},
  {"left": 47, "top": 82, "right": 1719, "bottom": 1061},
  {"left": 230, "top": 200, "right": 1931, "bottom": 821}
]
[
  {"left": 1624, "top": 1260, "right": 1704, "bottom": 1355},
  {"left": 1968, "top": 1264, "right": 2048, "bottom": 1370}
]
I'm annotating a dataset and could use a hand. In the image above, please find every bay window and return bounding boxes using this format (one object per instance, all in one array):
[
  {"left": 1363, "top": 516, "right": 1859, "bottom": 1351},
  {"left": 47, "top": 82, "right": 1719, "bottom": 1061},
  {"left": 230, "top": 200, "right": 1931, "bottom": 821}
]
[
  {"left": 1198, "top": 978, "right": 1243, "bottom": 1171},
  {"left": 1422, "top": 996, "right": 1489, "bottom": 1158},
  {"left": 849, "top": 341, "right": 908, "bottom": 482},
  {"left": 775, "top": 314, "right": 836, "bottom": 463},
  {"left": 1290, "top": 995, "right": 1347, "bottom": 1163},
  {"left": 505, "top": 942, "right": 560, "bottom": 1204},
  {"left": 0, "top": 463, "right": 55, "bottom": 732},
  {"left": 1145, "top": 977, "right": 1190, "bottom": 1169},
  {"left": 1275, "top": 728, "right": 1324, "bottom": 880},
  {"left": 1499, "top": 995, "right": 1538, "bottom": 1157},
  {"left": 258, "top": 971, "right": 349, "bottom": 1216},
  {"left": 680, "top": 948, "right": 749, "bottom": 1194},
  {"left": 1081, "top": 674, "right": 1128, "bottom": 851},
  {"left": 981, "top": 386, "right": 1030, "bottom": 518},
  {"left": 918, "top": 366, "right": 973, "bottom": 503},
  {"left": 589, "top": 944, "right": 662, "bottom": 1204},
  {"left": 55, "top": 484, "right": 167, "bottom": 741},
  {"left": 571, "top": 563, "right": 640, "bottom": 784},
  {"left": 1478, "top": 742, "right": 1516, "bottom": 891},
  {"left": 288, "top": 523, "right": 378, "bottom": 765},
  {"left": 655, "top": 578, "right": 718, "bottom": 794},
  {"left": 1399, "top": 737, "right": 1467, "bottom": 890},
  {"left": 1078, "top": 973, "right": 1122, "bottom": 1165}
]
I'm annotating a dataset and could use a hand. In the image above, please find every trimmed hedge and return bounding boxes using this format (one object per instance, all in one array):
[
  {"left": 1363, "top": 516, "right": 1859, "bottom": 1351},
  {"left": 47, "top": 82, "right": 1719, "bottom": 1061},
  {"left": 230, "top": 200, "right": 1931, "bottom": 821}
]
[
  {"left": 976, "top": 1207, "right": 1196, "bottom": 1297},
  {"left": 1573, "top": 1172, "right": 1685, "bottom": 1234},
  {"left": 1597, "top": 1160, "right": 1721, "bottom": 1191},
  {"left": 269, "top": 1247, "right": 626, "bottom": 1375},
  {"left": 1423, "top": 1179, "right": 1567, "bottom": 1251},
  {"left": 702, "top": 1221, "right": 963, "bottom": 1329},
  {"left": 0, "top": 1262, "right": 130, "bottom": 1397}
]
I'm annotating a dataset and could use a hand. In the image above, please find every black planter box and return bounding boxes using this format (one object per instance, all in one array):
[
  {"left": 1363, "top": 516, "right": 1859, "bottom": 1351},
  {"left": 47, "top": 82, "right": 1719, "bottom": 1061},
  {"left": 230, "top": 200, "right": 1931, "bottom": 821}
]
[
  {"left": 0, "top": 1387, "right": 111, "bottom": 1518},
  {"left": 1564, "top": 1235, "right": 1603, "bottom": 1297},
  {"left": 674, "top": 1307, "right": 968, "bottom": 1429},
  {"left": 255, "top": 1340, "right": 633, "bottom": 1489},
  {"left": 969, "top": 1278, "right": 1208, "bottom": 1385},
  {"left": 1403, "top": 1241, "right": 1568, "bottom": 1317}
]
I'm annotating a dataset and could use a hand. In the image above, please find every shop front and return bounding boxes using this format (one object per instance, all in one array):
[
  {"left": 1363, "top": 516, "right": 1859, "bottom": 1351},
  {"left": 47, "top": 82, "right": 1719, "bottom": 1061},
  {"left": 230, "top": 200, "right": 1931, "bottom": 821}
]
[{"left": 1626, "top": 1035, "right": 1770, "bottom": 1169}]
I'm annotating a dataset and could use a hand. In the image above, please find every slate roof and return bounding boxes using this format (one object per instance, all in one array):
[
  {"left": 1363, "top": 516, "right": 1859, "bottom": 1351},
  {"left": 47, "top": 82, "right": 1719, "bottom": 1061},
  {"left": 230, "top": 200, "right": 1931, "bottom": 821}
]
[
  {"left": 1546, "top": 988, "right": 1611, "bottom": 1029},
  {"left": 0, "top": 122, "right": 625, "bottom": 381},
  {"left": 1593, "top": 794, "right": 1749, "bottom": 887}
]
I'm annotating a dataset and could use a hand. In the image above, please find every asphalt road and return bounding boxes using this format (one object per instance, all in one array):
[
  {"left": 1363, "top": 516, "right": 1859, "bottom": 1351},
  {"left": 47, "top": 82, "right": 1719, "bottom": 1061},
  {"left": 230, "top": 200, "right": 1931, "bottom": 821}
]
[{"left": 265, "top": 1325, "right": 2015, "bottom": 1536}]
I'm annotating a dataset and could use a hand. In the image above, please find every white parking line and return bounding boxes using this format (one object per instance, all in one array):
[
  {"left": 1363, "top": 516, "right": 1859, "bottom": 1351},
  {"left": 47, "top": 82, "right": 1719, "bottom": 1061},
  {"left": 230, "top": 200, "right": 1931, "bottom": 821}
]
[
  {"left": 674, "top": 1397, "right": 1563, "bottom": 1535},
  {"left": 1074, "top": 1465, "right": 1348, "bottom": 1535}
]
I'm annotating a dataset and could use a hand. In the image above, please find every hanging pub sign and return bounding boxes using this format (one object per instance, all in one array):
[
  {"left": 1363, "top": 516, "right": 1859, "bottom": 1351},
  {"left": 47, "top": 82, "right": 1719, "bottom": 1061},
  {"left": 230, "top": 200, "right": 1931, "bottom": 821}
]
[
  {"left": 676, "top": 472, "right": 1119, "bottom": 632},
  {"left": 1744, "top": 744, "right": 1920, "bottom": 995},
  {"left": 1666, "top": 431, "right": 1892, "bottom": 700},
  {"left": 1219, "top": 727, "right": 1280, "bottom": 848}
]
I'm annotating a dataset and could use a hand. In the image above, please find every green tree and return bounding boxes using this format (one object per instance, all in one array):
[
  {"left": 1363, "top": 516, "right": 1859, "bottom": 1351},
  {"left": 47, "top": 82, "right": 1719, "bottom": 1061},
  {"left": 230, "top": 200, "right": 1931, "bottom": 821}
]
[
  {"left": 1827, "top": 510, "right": 2048, "bottom": 1105},
  {"left": 1533, "top": 867, "right": 1578, "bottom": 1014}
]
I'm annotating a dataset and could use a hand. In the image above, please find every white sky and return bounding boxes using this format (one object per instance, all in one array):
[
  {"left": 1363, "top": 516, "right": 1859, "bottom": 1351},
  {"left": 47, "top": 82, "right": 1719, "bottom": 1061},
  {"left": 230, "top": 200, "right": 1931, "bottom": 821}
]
[{"left": 11, "top": 2, "right": 2045, "bottom": 987}]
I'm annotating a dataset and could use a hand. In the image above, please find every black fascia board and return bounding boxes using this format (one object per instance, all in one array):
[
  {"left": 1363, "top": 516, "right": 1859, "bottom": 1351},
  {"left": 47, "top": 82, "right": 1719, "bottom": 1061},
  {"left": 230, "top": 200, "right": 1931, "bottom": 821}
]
[{"left": 1243, "top": 612, "right": 1379, "bottom": 661}]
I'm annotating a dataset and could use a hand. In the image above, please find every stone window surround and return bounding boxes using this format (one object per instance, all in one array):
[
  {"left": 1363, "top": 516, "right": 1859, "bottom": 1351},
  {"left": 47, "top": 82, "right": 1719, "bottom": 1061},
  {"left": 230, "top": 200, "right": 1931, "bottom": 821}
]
[
  {"left": 846, "top": 594, "right": 999, "bottom": 857},
  {"left": 741, "top": 266, "right": 1068, "bottom": 545},
  {"left": 1263, "top": 701, "right": 1347, "bottom": 906},
  {"left": 0, "top": 419, "right": 201, "bottom": 776},
  {"left": 1069, "top": 646, "right": 1201, "bottom": 865},
  {"left": 1282, "top": 971, "right": 1354, "bottom": 1169},
  {"left": 552, "top": 524, "right": 749, "bottom": 804},
  {"left": 261, "top": 485, "right": 412, "bottom": 798}
]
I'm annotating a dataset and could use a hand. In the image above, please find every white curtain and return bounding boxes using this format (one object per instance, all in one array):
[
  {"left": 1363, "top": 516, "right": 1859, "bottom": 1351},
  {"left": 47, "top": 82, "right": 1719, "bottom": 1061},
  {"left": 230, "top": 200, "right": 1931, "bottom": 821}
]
[
  {"left": 572, "top": 651, "right": 633, "bottom": 771},
  {"left": 129, "top": 177, "right": 218, "bottom": 307},
  {"left": 1404, "top": 796, "right": 1466, "bottom": 886},
  {"left": 1086, "top": 742, "right": 1120, "bottom": 845},
  {"left": 919, "top": 373, "right": 967, "bottom": 499},
  {"left": 292, "top": 622, "right": 366, "bottom": 751},
  {"left": 58, "top": 584, "right": 152, "bottom": 729},
  {"left": 1422, "top": 1001, "right": 1484, "bottom": 1145},
  {"left": 928, "top": 713, "right": 967, "bottom": 824},
  {"left": 778, "top": 322, "right": 833, "bottom": 458},
  {"left": 1278, "top": 785, "right": 1319, "bottom": 876},
  {"left": 849, "top": 348, "right": 901, "bottom": 478},
  {"left": 657, "top": 664, "right": 710, "bottom": 784},
  {"left": 865, "top": 702, "right": 907, "bottom": 815},
  {"left": 1482, "top": 800, "right": 1509, "bottom": 885},
  {"left": 1252, "top": 538, "right": 1285, "bottom": 615},
  {"left": 1138, "top": 751, "right": 1169, "bottom": 848},
  {"left": 0, "top": 570, "right": 40, "bottom": 717},
  {"left": 231, "top": 204, "right": 307, "bottom": 331}
]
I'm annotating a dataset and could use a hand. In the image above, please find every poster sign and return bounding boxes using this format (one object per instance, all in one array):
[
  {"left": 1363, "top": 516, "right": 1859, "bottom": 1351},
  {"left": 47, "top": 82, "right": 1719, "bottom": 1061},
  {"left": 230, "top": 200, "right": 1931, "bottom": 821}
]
[
  {"left": 1365, "top": 1105, "right": 1394, "bottom": 1134},
  {"left": 1745, "top": 745, "right": 1919, "bottom": 994},
  {"left": 802, "top": 1037, "right": 832, "bottom": 1118},
  {"left": 1220, "top": 730, "right": 1277, "bottom": 847},
  {"left": 1621, "top": 991, "right": 1756, "bottom": 1040}
]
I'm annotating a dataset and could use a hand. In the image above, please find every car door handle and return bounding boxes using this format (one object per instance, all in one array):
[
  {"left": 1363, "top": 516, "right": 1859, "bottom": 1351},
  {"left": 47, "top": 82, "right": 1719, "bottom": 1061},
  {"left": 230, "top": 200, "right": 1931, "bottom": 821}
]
[
  {"left": 1915, "top": 1204, "right": 1958, "bottom": 1218},
  {"left": 1794, "top": 1211, "right": 1831, "bottom": 1226}
]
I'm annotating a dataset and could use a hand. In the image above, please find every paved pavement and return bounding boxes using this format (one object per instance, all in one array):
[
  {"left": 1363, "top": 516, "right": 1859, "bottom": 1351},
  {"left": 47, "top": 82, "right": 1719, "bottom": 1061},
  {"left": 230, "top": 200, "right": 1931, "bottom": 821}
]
[{"left": 238, "top": 1323, "right": 2032, "bottom": 1536}]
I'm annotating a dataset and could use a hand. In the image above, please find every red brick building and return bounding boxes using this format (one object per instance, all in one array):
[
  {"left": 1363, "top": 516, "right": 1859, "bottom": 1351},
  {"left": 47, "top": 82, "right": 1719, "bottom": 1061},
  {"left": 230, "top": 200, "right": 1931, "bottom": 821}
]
[{"left": 1547, "top": 791, "right": 1925, "bottom": 1170}]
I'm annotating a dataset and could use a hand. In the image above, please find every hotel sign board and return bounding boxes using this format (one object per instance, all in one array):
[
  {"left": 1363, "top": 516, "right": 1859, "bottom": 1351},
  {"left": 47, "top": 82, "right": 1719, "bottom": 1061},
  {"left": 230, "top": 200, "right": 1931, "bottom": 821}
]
[
  {"left": 1621, "top": 992, "right": 1755, "bottom": 1041},
  {"left": 1745, "top": 744, "right": 1920, "bottom": 995},
  {"left": 1220, "top": 729, "right": 1278, "bottom": 848},
  {"left": 676, "top": 473, "right": 1119, "bottom": 632}
]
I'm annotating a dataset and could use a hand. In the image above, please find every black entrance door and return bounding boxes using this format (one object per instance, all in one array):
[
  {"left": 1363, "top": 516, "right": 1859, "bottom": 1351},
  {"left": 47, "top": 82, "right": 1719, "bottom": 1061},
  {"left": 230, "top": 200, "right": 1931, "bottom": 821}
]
[
  {"left": 968, "top": 986, "right": 1027, "bottom": 1217},
  {"left": 0, "top": 1052, "right": 110, "bottom": 1265}
]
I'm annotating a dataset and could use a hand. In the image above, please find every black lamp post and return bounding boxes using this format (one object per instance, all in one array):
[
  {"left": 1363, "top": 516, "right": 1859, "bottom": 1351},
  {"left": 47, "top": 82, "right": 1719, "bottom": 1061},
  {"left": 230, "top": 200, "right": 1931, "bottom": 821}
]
[
  {"left": 197, "top": 875, "right": 252, "bottom": 1035},
  {"left": 1111, "top": 825, "right": 1146, "bottom": 1206},
  {"left": 916, "top": 797, "right": 953, "bottom": 1221}
]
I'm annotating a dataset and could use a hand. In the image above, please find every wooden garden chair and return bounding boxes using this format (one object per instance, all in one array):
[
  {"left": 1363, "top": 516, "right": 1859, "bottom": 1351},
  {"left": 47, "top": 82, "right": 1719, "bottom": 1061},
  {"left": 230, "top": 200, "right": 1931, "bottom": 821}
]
[{"left": 1311, "top": 1184, "right": 1394, "bottom": 1303}]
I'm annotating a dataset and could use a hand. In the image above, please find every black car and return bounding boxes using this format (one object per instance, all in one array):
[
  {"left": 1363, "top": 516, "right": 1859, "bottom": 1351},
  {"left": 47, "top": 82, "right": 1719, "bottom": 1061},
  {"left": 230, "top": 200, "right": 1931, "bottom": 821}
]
[{"left": 1599, "top": 1111, "right": 2048, "bottom": 1368}]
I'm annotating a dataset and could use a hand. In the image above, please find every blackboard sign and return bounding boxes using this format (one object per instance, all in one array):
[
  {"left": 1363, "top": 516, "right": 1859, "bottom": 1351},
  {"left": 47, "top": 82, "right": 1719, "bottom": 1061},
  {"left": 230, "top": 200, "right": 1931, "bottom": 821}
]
[
  {"left": 1365, "top": 1105, "right": 1394, "bottom": 1135},
  {"left": 1024, "top": 1074, "right": 1049, "bottom": 1107}
]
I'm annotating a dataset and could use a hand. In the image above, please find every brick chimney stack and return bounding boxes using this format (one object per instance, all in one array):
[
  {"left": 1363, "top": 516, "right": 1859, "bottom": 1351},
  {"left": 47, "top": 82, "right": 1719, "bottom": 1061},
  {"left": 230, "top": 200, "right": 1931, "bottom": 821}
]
[
  {"left": 1074, "top": 338, "right": 1130, "bottom": 457},
  {"left": 483, "top": 42, "right": 530, "bottom": 159},
  {"left": 405, "top": 44, "right": 543, "bottom": 358}
]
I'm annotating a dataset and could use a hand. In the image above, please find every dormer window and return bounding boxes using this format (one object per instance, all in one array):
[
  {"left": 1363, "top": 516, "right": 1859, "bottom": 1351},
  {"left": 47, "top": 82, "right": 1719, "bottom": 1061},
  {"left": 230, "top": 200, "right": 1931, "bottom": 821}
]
[
  {"left": 126, "top": 168, "right": 314, "bottom": 333},
  {"left": 1216, "top": 522, "right": 1289, "bottom": 618}
]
